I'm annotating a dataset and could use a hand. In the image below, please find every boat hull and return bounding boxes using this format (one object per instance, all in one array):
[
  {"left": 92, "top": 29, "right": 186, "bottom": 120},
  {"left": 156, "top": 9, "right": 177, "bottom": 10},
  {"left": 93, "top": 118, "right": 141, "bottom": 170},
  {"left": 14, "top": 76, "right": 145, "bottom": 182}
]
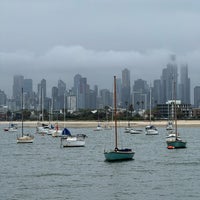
[
  {"left": 93, "top": 127, "right": 103, "bottom": 131},
  {"left": 104, "top": 150, "right": 134, "bottom": 161},
  {"left": 17, "top": 136, "right": 34, "bottom": 143},
  {"left": 37, "top": 126, "right": 50, "bottom": 134},
  {"left": 145, "top": 125, "right": 159, "bottom": 135},
  {"left": 146, "top": 130, "right": 159, "bottom": 135},
  {"left": 61, "top": 135, "right": 86, "bottom": 147},
  {"left": 166, "top": 140, "right": 187, "bottom": 148},
  {"left": 130, "top": 129, "right": 143, "bottom": 134},
  {"left": 62, "top": 140, "right": 85, "bottom": 147}
]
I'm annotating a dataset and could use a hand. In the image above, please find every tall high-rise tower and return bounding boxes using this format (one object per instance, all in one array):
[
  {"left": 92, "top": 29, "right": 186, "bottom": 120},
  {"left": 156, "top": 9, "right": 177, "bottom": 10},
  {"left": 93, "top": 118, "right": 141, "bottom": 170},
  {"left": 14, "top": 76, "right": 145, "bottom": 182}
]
[
  {"left": 121, "top": 68, "right": 131, "bottom": 108},
  {"left": 179, "top": 64, "right": 190, "bottom": 104},
  {"left": 58, "top": 79, "right": 66, "bottom": 109},
  {"left": 194, "top": 86, "right": 200, "bottom": 108},
  {"left": 153, "top": 79, "right": 161, "bottom": 104},
  {"left": 116, "top": 78, "right": 122, "bottom": 107},
  {"left": 160, "top": 55, "right": 178, "bottom": 103},
  {"left": 73, "top": 74, "right": 88, "bottom": 110},
  {"left": 132, "top": 79, "right": 148, "bottom": 111},
  {"left": 37, "top": 79, "right": 47, "bottom": 113},
  {"left": 13, "top": 75, "right": 24, "bottom": 107},
  {"left": 41, "top": 79, "right": 46, "bottom": 99},
  {"left": 23, "top": 79, "right": 33, "bottom": 94},
  {"left": 79, "top": 77, "right": 87, "bottom": 109},
  {"left": 58, "top": 79, "right": 66, "bottom": 97}
]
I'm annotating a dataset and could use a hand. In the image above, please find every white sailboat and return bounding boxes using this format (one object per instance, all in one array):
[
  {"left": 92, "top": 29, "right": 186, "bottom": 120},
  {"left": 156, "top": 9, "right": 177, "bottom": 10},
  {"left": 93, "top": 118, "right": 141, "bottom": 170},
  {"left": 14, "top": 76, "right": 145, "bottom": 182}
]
[
  {"left": 166, "top": 120, "right": 174, "bottom": 131},
  {"left": 36, "top": 87, "right": 49, "bottom": 134},
  {"left": 104, "top": 76, "right": 134, "bottom": 161},
  {"left": 93, "top": 110, "right": 103, "bottom": 131},
  {"left": 124, "top": 121, "right": 132, "bottom": 133},
  {"left": 17, "top": 88, "right": 34, "bottom": 143},
  {"left": 4, "top": 122, "right": 18, "bottom": 132},
  {"left": 60, "top": 95, "right": 87, "bottom": 147},
  {"left": 93, "top": 122, "right": 103, "bottom": 131},
  {"left": 103, "top": 111, "right": 112, "bottom": 130},
  {"left": 145, "top": 85, "right": 158, "bottom": 135},
  {"left": 60, "top": 128, "right": 87, "bottom": 147},
  {"left": 129, "top": 128, "right": 143, "bottom": 134}
]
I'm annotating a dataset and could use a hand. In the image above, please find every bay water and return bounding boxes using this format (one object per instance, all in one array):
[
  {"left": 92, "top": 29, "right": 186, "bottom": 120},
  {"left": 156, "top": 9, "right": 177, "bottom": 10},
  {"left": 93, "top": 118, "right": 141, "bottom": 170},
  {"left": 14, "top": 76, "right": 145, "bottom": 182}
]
[{"left": 0, "top": 124, "right": 200, "bottom": 200}]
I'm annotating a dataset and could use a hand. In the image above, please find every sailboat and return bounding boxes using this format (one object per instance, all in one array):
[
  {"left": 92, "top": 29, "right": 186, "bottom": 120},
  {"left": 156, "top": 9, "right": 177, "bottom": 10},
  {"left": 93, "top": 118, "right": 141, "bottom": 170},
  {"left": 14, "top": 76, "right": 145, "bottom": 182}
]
[
  {"left": 93, "top": 121, "right": 103, "bottom": 131},
  {"left": 166, "top": 98, "right": 174, "bottom": 131},
  {"left": 145, "top": 85, "right": 158, "bottom": 135},
  {"left": 4, "top": 122, "right": 18, "bottom": 132},
  {"left": 104, "top": 76, "right": 134, "bottom": 161},
  {"left": 103, "top": 110, "right": 112, "bottom": 130},
  {"left": 93, "top": 110, "right": 103, "bottom": 131},
  {"left": 60, "top": 128, "right": 87, "bottom": 147},
  {"left": 166, "top": 80, "right": 186, "bottom": 149},
  {"left": 17, "top": 88, "right": 34, "bottom": 143},
  {"left": 166, "top": 120, "right": 173, "bottom": 131},
  {"left": 124, "top": 121, "right": 132, "bottom": 133},
  {"left": 60, "top": 97, "right": 87, "bottom": 147}
]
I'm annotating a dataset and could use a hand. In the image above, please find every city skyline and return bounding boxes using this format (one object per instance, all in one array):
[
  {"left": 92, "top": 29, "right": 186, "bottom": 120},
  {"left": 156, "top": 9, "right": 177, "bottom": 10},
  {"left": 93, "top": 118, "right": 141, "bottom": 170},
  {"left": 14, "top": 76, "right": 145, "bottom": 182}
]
[
  {"left": 1, "top": 66, "right": 199, "bottom": 119},
  {"left": 0, "top": 63, "right": 195, "bottom": 102},
  {"left": 1, "top": 1, "right": 200, "bottom": 98}
]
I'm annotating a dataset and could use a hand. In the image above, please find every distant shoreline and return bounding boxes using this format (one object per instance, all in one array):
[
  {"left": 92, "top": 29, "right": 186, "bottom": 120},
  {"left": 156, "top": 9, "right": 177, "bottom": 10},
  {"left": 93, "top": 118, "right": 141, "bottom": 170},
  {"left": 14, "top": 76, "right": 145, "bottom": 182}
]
[{"left": 1, "top": 120, "right": 200, "bottom": 128}]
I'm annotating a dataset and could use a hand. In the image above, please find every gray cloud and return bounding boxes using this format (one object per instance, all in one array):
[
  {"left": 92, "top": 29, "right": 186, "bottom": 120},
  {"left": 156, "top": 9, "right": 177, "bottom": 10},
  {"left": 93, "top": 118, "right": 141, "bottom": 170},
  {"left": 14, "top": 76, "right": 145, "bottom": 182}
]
[{"left": 1, "top": 45, "right": 200, "bottom": 97}]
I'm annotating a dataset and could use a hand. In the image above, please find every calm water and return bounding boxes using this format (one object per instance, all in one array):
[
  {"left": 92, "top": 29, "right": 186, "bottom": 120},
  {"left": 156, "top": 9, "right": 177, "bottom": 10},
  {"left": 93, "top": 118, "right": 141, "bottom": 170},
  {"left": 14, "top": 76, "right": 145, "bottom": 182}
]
[{"left": 0, "top": 124, "right": 200, "bottom": 200}]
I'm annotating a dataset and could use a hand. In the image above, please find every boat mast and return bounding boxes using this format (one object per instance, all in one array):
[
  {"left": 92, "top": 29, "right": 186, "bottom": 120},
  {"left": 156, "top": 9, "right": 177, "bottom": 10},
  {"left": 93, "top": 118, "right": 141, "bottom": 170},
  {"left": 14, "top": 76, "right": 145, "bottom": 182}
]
[
  {"left": 64, "top": 92, "right": 66, "bottom": 128},
  {"left": 173, "top": 80, "right": 178, "bottom": 139},
  {"left": 149, "top": 84, "right": 152, "bottom": 125},
  {"left": 21, "top": 88, "right": 24, "bottom": 137},
  {"left": 42, "top": 87, "right": 44, "bottom": 121},
  {"left": 114, "top": 76, "right": 118, "bottom": 149}
]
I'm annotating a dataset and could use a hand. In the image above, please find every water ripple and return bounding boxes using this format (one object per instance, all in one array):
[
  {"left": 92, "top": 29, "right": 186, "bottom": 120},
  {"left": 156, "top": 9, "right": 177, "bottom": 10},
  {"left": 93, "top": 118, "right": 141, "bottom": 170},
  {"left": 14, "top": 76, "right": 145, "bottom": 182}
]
[{"left": 1, "top": 126, "right": 200, "bottom": 200}]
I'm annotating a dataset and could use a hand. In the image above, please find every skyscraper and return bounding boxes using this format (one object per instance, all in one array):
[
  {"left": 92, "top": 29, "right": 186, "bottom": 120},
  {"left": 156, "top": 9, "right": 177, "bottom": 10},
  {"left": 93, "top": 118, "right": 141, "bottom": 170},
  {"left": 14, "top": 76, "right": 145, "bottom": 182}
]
[
  {"left": 73, "top": 74, "right": 82, "bottom": 95},
  {"left": 23, "top": 79, "right": 34, "bottom": 110},
  {"left": 58, "top": 79, "right": 66, "bottom": 109},
  {"left": 160, "top": 55, "right": 178, "bottom": 103},
  {"left": 116, "top": 78, "right": 122, "bottom": 107},
  {"left": 23, "top": 79, "right": 33, "bottom": 94},
  {"left": 121, "top": 68, "right": 131, "bottom": 108},
  {"left": 58, "top": 79, "right": 66, "bottom": 97},
  {"left": 79, "top": 77, "right": 87, "bottom": 109},
  {"left": 132, "top": 79, "right": 148, "bottom": 111},
  {"left": 0, "top": 90, "right": 7, "bottom": 106},
  {"left": 73, "top": 74, "right": 88, "bottom": 110},
  {"left": 41, "top": 79, "right": 46, "bottom": 99},
  {"left": 194, "top": 86, "right": 200, "bottom": 108},
  {"left": 52, "top": 86, "right": 59, "bottom": 111},
  {"left": 13, "top": 75, "right": 24, "bottom": 107},
  {"left": 100, "top": 89, "right": 111, "bottom": 108},
  {"left": 73, "top": 74, "right": 82, "bottom": 110},
  {"left": 153, "top": 79, "right": 161, "bottom": 104},
  {"left": 37, "top": 79, "right": 47, "bottom": 113},
  {"left": 179, "top": 64, "right": 190, "bottom": 104}
]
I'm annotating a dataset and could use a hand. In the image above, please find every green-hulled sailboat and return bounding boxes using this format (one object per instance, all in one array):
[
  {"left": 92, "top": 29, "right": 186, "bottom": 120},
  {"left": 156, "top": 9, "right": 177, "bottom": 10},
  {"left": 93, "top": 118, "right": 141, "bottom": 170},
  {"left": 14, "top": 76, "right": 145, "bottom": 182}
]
[
  {"left": 104, "top": 76, "right": 134, "bottom": 161},
  {"left": 166, "top": 80, "right": 186, "bottom": 149}
]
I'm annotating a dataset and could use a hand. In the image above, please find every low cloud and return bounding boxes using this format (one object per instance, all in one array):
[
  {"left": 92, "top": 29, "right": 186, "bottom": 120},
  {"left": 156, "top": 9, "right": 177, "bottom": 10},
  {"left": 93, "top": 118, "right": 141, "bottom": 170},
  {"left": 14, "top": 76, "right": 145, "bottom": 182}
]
[{"left": 1, "top": 45, "right": 200, "bottom": 96}]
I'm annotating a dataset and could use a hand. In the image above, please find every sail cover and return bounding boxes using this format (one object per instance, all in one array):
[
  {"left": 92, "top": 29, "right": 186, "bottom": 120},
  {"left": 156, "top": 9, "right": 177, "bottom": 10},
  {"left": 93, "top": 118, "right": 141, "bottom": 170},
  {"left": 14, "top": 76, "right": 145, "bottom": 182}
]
[{"left": 62, "top": 128, "right": 71, "bottom": 136}]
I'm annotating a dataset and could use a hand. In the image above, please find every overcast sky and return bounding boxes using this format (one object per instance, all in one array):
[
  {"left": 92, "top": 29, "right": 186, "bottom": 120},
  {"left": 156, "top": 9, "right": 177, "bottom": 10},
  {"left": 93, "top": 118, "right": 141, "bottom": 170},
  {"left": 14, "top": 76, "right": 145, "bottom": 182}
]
[{"left": 1, "top": 0, "right": 200, "bottom": 97}]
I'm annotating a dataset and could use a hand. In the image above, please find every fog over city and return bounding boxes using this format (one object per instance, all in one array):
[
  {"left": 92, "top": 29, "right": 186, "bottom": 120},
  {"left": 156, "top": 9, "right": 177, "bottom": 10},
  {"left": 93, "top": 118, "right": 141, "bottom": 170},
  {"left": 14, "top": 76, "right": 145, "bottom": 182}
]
[{"left": 1, "top": 0, "right": 200, "bottom": 97}]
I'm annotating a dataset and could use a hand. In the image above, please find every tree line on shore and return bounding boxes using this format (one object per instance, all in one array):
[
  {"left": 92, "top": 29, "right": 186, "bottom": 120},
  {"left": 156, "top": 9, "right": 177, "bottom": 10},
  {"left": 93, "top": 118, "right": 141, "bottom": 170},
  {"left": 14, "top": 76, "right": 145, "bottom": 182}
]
[{"left": 1, "top": 106, "right": 198, "bottom": 122}]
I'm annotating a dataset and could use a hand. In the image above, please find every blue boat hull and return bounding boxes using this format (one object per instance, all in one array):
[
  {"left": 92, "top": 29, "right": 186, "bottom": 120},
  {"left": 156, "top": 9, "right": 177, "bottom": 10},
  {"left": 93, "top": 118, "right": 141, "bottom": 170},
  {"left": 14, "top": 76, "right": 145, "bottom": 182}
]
[
  {"left": 104, "top": 150, "right": 134, "bottom": 161},
  {"left": 166, "top": 140, "right": 187, "bottom": 148}
]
